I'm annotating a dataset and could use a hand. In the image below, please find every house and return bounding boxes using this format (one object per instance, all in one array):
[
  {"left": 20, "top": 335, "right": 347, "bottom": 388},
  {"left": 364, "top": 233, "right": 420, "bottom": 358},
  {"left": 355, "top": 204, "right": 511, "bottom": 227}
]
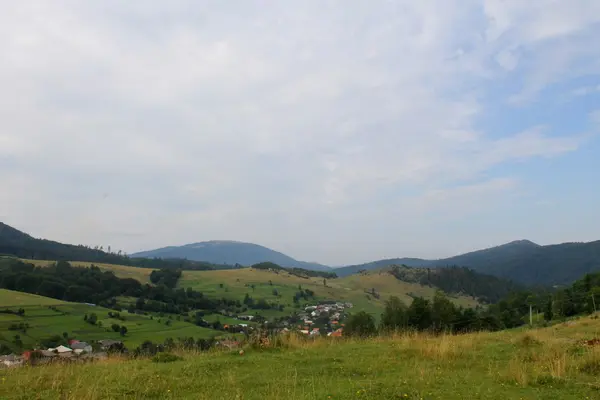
[
  {"left": 238, "top": 315, "right": 255, "bottom": 321},
  {"left": 328, "top": 328, "right": 343, "bottom": 337},
  {"left": 22, "top": 350, "right": 57, "bottom": 365},
  {"left": 299, "top": 330, "right": 310, "bottom": 335},
  {"left": 71, "top": 341, "right": 93, "bottom": 354},
  {"left": 0, "top": 354, "right": 23, "bottom": 368},
  {"left": 310, "top": 328, "right": 320, "bottom": 336},
  {"left": 48, "top": 345, "right": 72, "bottom": 354}
]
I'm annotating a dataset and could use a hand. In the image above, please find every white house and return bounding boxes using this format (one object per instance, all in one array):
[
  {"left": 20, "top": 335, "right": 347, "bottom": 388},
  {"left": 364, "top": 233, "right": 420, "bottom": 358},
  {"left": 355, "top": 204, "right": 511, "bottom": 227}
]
[{"left": 48, "top": 345, "right": 72, "bottom": 354}]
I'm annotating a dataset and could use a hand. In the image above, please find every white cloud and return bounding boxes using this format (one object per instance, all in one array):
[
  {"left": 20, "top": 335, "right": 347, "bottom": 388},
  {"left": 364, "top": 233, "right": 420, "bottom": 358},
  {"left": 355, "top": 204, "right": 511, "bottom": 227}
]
[{"left": 0, "top": 0, "right": 598, "bottom": 263}]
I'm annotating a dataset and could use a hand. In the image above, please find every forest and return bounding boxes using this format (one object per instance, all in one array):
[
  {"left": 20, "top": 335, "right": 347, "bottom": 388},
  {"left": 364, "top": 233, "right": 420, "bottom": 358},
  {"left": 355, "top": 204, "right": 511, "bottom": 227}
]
[{"left": 388, "top": 265, "right": 523, "bottom": 303}]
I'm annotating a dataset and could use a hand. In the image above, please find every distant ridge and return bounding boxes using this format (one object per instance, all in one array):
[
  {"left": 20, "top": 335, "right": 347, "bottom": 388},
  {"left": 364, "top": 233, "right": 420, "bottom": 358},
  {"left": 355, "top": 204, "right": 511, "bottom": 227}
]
[
  {"left": 3, "top": 220, "right": 599, "bottom": 285},
  {"left": 335, "top": 239, "right": 600, "bottom": 286},
  {"left": 132, "top": 240, "right": 332, "bottom": 272}
]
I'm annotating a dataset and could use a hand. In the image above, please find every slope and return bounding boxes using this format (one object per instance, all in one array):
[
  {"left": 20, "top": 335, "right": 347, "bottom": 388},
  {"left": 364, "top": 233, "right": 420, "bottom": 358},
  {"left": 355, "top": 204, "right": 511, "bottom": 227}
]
[
  {"left": 336, "top": 239, "right": 600, "bottom": 286},
  {"left": 133, "top": 240, "right": 332, "bottom": 272},
  {"left": 3, "top": 316, "right": 600, "bottom": 399},
  {"left": 0, "top": 289, "right": 221, "bottom": 353},
  {"left": 0, "top": 222, "right": 229, "bottom": 271}
]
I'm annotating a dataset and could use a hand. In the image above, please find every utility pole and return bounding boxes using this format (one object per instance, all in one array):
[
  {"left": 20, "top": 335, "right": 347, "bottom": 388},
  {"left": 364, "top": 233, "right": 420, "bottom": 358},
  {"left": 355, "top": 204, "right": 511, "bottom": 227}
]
[{"left": 529, "top": 304, "right": 533, "bottom": 326}]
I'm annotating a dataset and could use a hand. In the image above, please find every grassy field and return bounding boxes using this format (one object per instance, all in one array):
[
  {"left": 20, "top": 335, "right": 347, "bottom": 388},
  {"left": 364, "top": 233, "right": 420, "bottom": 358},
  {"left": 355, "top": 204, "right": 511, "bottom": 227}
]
[
  {"left": 15, "top": 260, "right": 479, "bottom": 319},
  {"left": 178, "top": 267, "right": 479, "bottom": 319},
  {"left": 21, "top": 259, "right": 154, "bottom": 284},
  {"left": 1, "top": 315, "right": 600, "bottom": 399},
  {"left": 0, "top": 290, "right": 226, "bottom": 352}
]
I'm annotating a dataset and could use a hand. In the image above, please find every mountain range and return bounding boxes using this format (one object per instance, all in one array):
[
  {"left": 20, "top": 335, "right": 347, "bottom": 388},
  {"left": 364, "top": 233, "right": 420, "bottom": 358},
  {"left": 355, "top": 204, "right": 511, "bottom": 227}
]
[
  {"left": 132, "top": 241, "right": 331, "bottom": 272},
  {"left": 133, "top": 238, "right": 600, "bottom": 285},
  {"left": 2, "top": 221, "right": 600, "bottom": 286}
]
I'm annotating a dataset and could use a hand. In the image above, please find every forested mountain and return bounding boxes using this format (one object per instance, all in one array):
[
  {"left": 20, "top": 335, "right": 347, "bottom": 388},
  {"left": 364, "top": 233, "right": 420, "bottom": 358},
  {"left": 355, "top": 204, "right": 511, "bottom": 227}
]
[
  {"left": 0, "top": 222, "right": 230, "bottom": 271},
  {"left": 4, "top": 220, "right": 600, "bottom": 286},
  {"left": 132, "top": 241, "right": 332, "bottom": 272},
  {"left": 336, "top": 240, "right": 600, "bottom": 286},
  {"left": 383, "top": 265, "right": 522, "bottom": 303}
]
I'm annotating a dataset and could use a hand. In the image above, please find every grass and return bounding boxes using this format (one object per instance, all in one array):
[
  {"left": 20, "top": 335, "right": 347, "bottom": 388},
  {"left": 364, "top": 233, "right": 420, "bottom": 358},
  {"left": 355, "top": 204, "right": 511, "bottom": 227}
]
[
  {"left": 16, "top": 260, "right": 479, "bottom": 320},
  {"left": 2, "top": 314, "right": 600, "bottom": 399},
  {"left": 0, "top": 289, "right": 65, "bottom": 307},
  {"left": 179, "top": 267, "right": 479, "bottom": 319},
  {"left": 20, "top": 259, "right": 154, "bottom": 284},
  {"left": 0, "top": 290, "right": 227, "bottom": 352}
]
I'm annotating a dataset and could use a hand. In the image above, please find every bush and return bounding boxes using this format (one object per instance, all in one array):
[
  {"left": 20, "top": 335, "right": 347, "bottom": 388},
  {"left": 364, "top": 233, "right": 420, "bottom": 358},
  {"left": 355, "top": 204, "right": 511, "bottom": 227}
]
[
  {"left": 517, "top": 334, "right": 541, "bottom": 347},
  {"left": 345, "top": 311, "right": 377, "bottom": 337},
  {"left": 152, "top": 353, "right": 183, "bottom": 363}
]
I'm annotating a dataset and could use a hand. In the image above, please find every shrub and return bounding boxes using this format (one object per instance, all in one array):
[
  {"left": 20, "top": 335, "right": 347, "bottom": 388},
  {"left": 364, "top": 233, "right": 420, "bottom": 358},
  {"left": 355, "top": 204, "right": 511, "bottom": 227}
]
[
  {"left": 517, "top": 334, "right": 541, "bottom": 347},
  {"left": 345, "top": 311, "right": 377, "bottom": 338},
  {"left": 152, "top": 353, "right": 183, "bottom": 363}
]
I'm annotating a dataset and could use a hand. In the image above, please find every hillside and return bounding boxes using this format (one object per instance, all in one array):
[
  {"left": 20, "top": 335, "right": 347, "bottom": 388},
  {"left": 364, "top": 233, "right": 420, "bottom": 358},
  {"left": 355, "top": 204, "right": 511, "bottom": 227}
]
[
  {"left": 2, "top": 316, "right": 600, "bottom": 399},
  {"left": 336, "top": 240, "right": 600, "bottom": 286},
  {"left": 12, "top": 259, "right": 479, "bottom": 319},
  {"left": 0, "top": 289, "right": 221, "bottom": 353},
  {"left": 0, "top": 222, "right": 230, "bottom": 271},
  {"left": 132, "top": 240, "right": 332, "bottom": 272},
  {"left": 335, "top": 258, "right": 431, "bottom": 277}
]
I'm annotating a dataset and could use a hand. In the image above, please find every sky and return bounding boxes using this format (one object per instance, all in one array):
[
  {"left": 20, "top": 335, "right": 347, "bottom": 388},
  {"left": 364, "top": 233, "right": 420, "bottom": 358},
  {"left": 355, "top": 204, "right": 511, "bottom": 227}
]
[{"left": 1, "top": 1, "right": 599, "bottom": 266}]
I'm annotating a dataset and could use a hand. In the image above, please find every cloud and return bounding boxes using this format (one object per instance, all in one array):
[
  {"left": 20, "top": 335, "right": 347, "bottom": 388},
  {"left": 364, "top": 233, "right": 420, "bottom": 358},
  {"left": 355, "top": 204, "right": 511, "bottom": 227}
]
[{"left": 0, "top": 0, "right": 598, "bottom": 263}]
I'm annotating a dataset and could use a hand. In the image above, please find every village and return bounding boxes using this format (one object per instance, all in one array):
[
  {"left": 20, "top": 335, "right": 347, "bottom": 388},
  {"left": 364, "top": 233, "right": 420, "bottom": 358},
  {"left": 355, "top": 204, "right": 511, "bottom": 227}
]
[{"left": 0, "top": 302, "right": 352, "bottom": 369}]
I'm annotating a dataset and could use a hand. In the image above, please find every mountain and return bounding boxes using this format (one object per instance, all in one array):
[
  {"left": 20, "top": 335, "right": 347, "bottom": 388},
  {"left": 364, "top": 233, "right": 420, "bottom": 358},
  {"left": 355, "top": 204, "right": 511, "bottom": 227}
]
[
  {"left": 0, "top": 221, "right": 129, "bottom": 264},
  {"left": 0, "top": 222, "right": 229, "bottom": 270},
  {"left": 132, "top": 241, "right": 333, "bottom": 272},
  {"left": 433, "top": 240, "right": 541, "bottom": 270},
  {"left": 336, "top": 239, "right": 600, "bottom": 286}
]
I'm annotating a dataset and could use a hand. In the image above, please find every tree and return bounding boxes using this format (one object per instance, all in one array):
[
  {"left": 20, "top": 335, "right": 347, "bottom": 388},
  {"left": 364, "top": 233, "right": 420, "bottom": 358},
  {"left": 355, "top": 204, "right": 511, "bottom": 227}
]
[
  {"left": 111, "top": 323, "right": 121, "bottom": 332},
  {"left": 544, "top": 297, "right": 553, "bottom": 321},
  {"left": 380, "top": 296, "right": 408, "bottom": 331},
  {"left": 431, "top": 291, "right": 457, "bottom": 332},
  {"left": 87, "top": 313, "right": 98, "bottom": 325},
  {"left": 13, "top": 334, "right": 23, "bottom": 348},
  {"left": 345, "top": 311, "right": 376, "bottom": 337},
  {"left": 62, "top": 332, "right": 69, "bottom": 340},
  {"left": 119, "top": 326, "right": 128, "bottom": 336},
  {"left": 407, "top": 297, "right": 433, "bottom": 330}
]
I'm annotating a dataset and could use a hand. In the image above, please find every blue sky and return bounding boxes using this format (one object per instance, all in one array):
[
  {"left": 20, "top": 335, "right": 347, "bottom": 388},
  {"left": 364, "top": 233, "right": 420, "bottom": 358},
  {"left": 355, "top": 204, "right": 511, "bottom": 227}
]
[{"left": 0, "top": 0, "right": 599, "bottom": 265}]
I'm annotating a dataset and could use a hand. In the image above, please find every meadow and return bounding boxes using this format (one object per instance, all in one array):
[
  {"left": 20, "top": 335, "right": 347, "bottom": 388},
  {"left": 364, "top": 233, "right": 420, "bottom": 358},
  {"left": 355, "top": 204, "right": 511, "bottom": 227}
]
[
  {"left": 178, "top": 267, "right": 479, "bottom": 318},
  {"left": 0, "top": 290, "right": 225, "bottom": 352},
  {"left": 1, "top": 314, "right": 599, "bottom": 399},
  {"left": 18, "top": 259, "right": 479, "bottom": 320}
]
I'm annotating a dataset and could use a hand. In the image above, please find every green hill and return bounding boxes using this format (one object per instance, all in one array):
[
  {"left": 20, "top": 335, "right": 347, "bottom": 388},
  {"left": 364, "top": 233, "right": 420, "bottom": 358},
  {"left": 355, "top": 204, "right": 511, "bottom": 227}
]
[{"left": 0, "top": 289, "right": 222, "bottom": 353}]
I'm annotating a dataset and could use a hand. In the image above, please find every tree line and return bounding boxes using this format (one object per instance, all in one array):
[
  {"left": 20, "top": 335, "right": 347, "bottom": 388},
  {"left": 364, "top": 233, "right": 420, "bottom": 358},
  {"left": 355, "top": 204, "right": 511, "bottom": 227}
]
[
  {"left": 0, "top": 259, "right": 282, "bottom": 317},
  {"left": 251, "top": 262, "right": 337, "bottom": 279},
  {"left": 388, "top": 265, "right": 522, "bottom": 303},
  {"left": 345, "top": 269, "right": 600, "bottom": 337}
]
